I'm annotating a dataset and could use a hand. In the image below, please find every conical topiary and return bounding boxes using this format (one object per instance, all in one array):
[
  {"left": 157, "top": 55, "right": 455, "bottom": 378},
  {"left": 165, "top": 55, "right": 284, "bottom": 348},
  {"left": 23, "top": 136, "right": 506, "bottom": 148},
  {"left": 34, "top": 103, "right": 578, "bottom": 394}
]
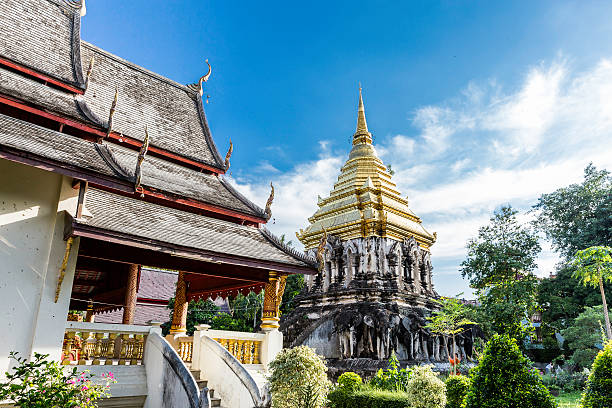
[
  {"left": 580, "top": 340, "right": 612, "bottom": 408},
  {"left": 464, "top": 334, "right": 555, "bottom": 408}
]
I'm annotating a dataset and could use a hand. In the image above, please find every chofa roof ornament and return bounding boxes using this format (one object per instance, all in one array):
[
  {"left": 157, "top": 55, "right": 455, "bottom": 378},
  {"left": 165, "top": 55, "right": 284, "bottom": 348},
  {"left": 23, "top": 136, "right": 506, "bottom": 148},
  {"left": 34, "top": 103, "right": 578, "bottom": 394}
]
[
  {"left": 134, "top": 126, "right": 150, "bottom": 196},
  {"left": 264, "top": 182, "right": 274, "bottom": 220},
  {"left": 224, "top": 139, "right": 233, "bottom": 170},
  {"left": 84, "top": 56, "right": 95, "bottom": 91},
  {"left": 63, "top": 0, "right": 86, "bottom": 16},
  {"left": 101, "top": 86, "right": 118, "bottom": 142},
  {"left": 197, "top": 59, "right": 212, "bottom": 96}
]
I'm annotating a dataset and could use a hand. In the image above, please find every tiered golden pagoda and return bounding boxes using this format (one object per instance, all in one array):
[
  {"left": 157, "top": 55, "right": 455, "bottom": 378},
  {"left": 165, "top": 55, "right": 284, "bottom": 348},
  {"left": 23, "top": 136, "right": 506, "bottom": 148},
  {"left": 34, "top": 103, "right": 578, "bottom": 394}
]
[{"left": 297, "top": 87, "right": 436, "bottom": 250}]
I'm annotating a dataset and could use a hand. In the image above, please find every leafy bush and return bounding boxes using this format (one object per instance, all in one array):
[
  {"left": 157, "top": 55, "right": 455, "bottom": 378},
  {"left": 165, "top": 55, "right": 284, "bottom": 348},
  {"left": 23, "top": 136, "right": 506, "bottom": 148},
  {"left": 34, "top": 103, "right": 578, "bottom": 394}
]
[
  {"left": 464, "top": 334, "right": 556, "bottom": 408},
  {"left": 369, "top": 353, "right": 411, "bottom": 392},
  {"left": 561, "top": 305, "right": 610, "bottom": 369},
  {"left": 0, "top": 352, "right": 116, "bottom": 408},
  {"left": 268, "top": 346, "right": 331, "bottom": 408},
  {"left": 337, "top": 372, "right": 362, "bottom": 391},
  {"left": 541, "top": 371, "right": 588, "bottom": 392},
  {"left": 405, "top": 365, "right": 446, "bottom": 408},
  {"left": 445, "top": 375, "right": 470, "bottom": 408},
  {"left": 327, "top": 386, "right": 411, "bottom": 408},
  {"left": 580, "top": 340, "right": 612, "bottom": 408}
]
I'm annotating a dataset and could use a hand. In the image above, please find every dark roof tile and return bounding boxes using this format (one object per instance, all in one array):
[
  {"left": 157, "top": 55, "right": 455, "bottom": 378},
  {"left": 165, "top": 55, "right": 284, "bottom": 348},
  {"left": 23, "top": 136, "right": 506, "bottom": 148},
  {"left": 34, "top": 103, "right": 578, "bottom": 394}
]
[
  {"left": 78, "top": 188, "right": 314, "bottom": 268},
  {"left": 0, "top": 0, "right": 84, "bottom": 87},
  {"left": 80, "top": 42, "right": 224, "bottom": 169}
]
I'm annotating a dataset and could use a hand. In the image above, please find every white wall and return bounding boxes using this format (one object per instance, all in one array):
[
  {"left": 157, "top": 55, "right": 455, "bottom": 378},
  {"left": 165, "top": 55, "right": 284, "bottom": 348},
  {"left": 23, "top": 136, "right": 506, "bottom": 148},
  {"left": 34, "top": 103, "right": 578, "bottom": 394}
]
[{"left": 0, "top": 159, "right": 79, "bottom": 372}]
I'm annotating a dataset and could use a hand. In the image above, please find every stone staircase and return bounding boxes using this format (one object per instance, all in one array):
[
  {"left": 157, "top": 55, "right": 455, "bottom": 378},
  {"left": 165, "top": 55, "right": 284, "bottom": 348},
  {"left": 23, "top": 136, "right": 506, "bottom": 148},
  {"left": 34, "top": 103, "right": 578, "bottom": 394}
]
[{"left": 189, "top": 368, "right": 224, "bottom": 408}]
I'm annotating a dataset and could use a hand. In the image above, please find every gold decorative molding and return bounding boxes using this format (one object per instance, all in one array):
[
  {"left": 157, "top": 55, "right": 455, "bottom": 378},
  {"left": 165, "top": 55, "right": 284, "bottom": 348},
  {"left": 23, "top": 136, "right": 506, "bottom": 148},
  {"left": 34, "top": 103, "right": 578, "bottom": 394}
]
[{"left": 55, "top": 237, "right": 74, "bottom": 303}]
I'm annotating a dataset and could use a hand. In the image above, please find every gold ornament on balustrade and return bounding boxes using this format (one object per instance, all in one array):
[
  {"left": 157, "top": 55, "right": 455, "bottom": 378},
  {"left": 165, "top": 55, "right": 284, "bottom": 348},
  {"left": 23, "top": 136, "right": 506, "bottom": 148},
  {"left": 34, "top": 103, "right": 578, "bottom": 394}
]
[
  {"left": 213, "top": 338, "right": 262, "bottom": 364},
  {"left": 178, "top": 340, "right": 194, "bottom": 363},
  {"left": 61, "top": 331, "right": 145, "bottom": 365}
]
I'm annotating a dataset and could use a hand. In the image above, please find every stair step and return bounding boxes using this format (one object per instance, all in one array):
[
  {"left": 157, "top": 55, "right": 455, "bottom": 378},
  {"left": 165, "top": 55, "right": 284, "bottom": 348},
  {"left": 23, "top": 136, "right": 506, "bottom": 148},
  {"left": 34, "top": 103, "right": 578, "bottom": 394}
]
[
  {"left": 211, "top": 397, "right": 222, "bottom": 407},
  {"left": 196, "top": 379, "right": 208, "bottom": 388},
  {"left": 190, "top": 369, "right": 201, "bottom": 379}
]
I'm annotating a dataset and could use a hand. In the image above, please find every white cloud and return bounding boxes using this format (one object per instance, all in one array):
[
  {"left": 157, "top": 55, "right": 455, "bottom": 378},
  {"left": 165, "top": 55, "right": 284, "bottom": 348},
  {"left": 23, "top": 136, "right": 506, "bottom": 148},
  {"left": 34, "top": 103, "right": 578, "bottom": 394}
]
[
  {"left": 234, "top": 56, "right": 612, "bottom": 297},
  {"left": 228, "top": 148, "right": 343, "bottom": 248}
]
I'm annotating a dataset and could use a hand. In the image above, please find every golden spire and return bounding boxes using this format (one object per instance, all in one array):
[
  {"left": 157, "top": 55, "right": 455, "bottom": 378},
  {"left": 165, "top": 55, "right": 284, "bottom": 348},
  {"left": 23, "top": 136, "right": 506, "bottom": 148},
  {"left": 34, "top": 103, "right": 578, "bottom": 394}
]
[{"left": 353, "top": 83, "right": 372, "bottom": 145}]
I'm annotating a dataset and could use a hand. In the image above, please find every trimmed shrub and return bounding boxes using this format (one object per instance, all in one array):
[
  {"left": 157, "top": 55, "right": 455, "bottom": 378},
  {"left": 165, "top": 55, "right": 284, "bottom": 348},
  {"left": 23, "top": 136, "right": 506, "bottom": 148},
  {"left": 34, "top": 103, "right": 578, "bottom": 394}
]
[
  {"left": 405, "top": 365, "right": 446, "bottom": 408},
  {"left": 337, "top": 372, "right": 362, "bottom": 391},
  {"left": 580, "top": 340, "right": 612, "bottom": 408},
  {"left": 327, "top": 386, "right": 411, "bottom": 408},
  {"left": 445, "top": 375, "right": 470, "bottom": 408},
  {"left": 464, "top": 334, "right": 556, "bottom": 408},
  {"left": 268, "top": 346, "right": 331, "bottom": 408}
]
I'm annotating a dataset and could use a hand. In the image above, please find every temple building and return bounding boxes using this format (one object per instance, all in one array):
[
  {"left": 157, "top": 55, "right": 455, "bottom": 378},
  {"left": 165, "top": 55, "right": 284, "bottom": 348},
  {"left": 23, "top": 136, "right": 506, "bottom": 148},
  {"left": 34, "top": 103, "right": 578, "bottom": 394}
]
[
  {"left": 283, "top": 87, "right": 474, "bottom": 376},
  {"left": 0, "top": 1, "right": 315, "bottom": 407}
]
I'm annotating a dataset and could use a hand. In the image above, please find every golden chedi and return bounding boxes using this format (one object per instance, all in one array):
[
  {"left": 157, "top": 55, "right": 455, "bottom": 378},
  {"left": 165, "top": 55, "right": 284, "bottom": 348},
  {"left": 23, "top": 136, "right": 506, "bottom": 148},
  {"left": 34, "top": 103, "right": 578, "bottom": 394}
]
[{"left": 283, "top": 88, "right": 476, "bottom": 375}]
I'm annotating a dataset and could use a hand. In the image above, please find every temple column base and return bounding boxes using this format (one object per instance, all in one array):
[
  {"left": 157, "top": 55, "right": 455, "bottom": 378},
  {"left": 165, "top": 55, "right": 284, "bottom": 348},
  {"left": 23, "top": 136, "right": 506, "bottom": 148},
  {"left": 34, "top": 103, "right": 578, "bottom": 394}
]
[{"left": 260, "top": 317, "right": 280, "bottom": 332}]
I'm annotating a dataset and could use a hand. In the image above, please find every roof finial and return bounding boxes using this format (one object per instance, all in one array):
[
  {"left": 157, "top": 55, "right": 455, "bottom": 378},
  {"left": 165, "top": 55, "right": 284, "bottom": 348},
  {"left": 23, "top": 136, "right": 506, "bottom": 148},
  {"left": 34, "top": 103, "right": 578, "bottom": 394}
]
[
  {"left": 264, "top": 182, "right": 274, "bottom": 220},
  {"left": 198, "top": 59, "right": 212, "bottom": 96},
  {"left": 224, "top": 139, "right": 233, "bottom": 170},
  {"left": 85, "top": 55, "right": 94, "bottom": 90},
  {"left": 102, "top": 86, "right": 118, "bottom": 142},
  {"left": 354, "top": 83, "right": 371, "bottom": 144},
  {"left": 134, "top": 126, "right": 150, "bottom": 196}
]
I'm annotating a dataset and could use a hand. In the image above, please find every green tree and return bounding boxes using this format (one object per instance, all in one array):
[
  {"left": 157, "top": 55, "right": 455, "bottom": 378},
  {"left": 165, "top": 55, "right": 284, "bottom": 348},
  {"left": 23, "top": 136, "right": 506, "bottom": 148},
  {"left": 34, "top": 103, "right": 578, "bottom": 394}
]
[
  {"left": 425, "top": 295, "right": 475, "bottom": 374},
  {"left": 281, "top": 274, "right": 304, "bottom": 315},
  {"left": 205, "top": 292, "right": 264, "bottom": 332},
  {"left": 534, "top": 164, "right": 612, "bottom": 259},
  {"left": 561, "top": 305, "right": 611, "bottom": 369},
  {"left": 461, "top": 206, "right": 541, "bottom": 343},
  {"left": 163, "top": 298, "right": 219, "bottom": 335},
  {"left": 571, "top": 246, "right": 612, "bottom": 339},
  {"left": 464, "top": 334, "right": 556, "bottom": 408},
  {"left": 537, "top": 264, "right": 612, "bottom": 332},
  {"left": 277, "top": 234, "right": 306, "bottom": 315}
]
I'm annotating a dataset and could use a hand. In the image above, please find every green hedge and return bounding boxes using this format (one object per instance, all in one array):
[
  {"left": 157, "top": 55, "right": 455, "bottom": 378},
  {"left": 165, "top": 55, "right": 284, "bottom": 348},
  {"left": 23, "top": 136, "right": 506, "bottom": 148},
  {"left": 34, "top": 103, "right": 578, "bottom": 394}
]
[
  {"left": 580, "top": 340, "right": 612, "bottom": 408},
  {"left": 328, "top": 387, "right": 411, "bottom": 408}
]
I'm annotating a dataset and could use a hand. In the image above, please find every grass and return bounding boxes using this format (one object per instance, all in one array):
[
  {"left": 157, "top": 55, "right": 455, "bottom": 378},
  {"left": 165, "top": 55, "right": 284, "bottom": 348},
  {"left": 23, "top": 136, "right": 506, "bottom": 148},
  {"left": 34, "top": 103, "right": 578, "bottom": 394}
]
[{"left": 553, "top": 391, "right": 582, "bottom": 408}]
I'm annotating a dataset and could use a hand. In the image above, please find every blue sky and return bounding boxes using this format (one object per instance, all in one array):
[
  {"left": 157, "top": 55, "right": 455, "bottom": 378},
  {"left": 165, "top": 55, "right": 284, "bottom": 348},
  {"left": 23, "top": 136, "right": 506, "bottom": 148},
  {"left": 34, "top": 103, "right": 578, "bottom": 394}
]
[{"left": 83, "top": 1, "right": 612, "bottom": 297}]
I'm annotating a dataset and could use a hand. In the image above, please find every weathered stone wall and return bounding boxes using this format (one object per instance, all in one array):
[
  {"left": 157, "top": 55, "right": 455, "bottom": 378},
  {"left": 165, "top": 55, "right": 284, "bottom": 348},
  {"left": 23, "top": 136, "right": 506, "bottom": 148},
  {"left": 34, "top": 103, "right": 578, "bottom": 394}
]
[{"left": 282, "top": 235, "right": 477, "bottom": 377}]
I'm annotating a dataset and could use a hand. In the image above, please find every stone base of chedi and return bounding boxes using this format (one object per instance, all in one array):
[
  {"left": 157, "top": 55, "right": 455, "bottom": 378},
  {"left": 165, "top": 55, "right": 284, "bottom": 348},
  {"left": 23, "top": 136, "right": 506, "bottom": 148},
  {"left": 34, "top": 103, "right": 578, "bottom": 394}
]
[{"left": 281, "top": 236, "right": 478, "bottom": 379}]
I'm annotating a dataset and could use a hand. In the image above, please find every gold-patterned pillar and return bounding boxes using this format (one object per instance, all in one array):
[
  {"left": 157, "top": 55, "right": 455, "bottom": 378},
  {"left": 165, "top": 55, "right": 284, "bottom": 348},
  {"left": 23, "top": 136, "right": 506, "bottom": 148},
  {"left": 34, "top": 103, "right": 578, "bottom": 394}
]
[
  {"left": 122, "top": 264, "right": 139, "bottom": 325},
  {"left": 170, "top": 271, "right": 189, "bottom": 334},
  {"left": 85, "top": 300, "right": 95, "bottom": 323},
  {"left": 260, "top": 272, "right": 287, "bottom": 332}
]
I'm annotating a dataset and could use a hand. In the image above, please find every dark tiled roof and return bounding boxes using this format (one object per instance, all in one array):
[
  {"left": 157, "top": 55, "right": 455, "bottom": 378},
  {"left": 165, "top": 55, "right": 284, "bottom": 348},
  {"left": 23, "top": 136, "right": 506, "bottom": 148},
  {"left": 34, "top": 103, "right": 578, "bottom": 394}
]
[
  {"left": 79, "top": 42, "right": 225, "bottom": 170},
  {"left": 0, "top": 0, "right": 85, "bottom": 88},
  {"left": 0, "top": 68, "right": 86, "bottom": 120},
  {"left": 78, "top": 188, "right": 315, "bottom": 268},
  {"left": 0, "top": 113, "right": 124, "bottom": 178},
  {"left": 0, "top": 113, "right": 265, "bottom": 217},
  {"left": 137, "top": 268, "right": 177, "bottom": 300},
  {"left": 109, "top": 145, "right": 265, "bottom": 218},
  {"left": 95, "top": 304, "right": 171, "bottom": 326}
]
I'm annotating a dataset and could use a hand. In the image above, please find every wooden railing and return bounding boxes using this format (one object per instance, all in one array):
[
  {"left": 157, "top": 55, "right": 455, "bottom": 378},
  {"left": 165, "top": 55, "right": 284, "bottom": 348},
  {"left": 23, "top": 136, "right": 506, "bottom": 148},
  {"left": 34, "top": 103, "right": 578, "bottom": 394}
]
[
  {"left": 177, "top": 337, "right": 194, "bottom": 363},
  {"left": 62, "top": 322, "right": 152, "bottom": 365}
]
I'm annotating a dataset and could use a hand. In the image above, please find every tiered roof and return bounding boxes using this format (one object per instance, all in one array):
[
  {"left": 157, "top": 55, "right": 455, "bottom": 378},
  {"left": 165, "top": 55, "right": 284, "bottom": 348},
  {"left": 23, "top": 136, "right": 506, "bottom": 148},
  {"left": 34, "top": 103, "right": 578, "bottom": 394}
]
[
  {"left": 297, "top": 88, "right": 436, "bottom": 249},
  {"left": 0, "top": 0, "right": 316, "bottom": 303}
]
